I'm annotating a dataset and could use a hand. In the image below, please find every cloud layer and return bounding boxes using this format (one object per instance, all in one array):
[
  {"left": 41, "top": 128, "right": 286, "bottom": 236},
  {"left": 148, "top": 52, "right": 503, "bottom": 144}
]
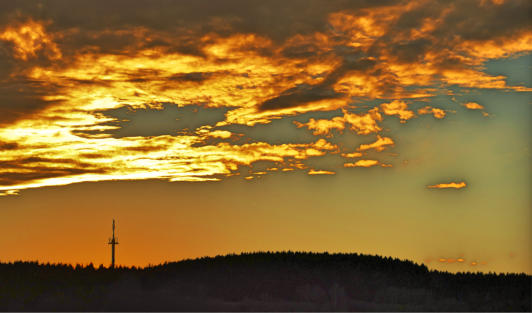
[{"left": 0, "top": 0, "right": 531, "bottom": 194}]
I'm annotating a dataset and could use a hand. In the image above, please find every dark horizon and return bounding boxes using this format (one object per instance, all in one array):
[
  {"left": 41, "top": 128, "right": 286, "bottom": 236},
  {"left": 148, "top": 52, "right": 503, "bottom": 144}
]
[
  {"left": 1, "top": 251, "right": 530, "bottom": 311},
  {"left": 1, "top": 250, "right": 530, "bottom": 276}
]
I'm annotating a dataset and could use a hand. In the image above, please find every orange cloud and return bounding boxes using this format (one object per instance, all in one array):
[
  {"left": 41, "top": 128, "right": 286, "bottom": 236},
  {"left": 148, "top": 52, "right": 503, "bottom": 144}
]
[
  {"left": 459, "top": 31, "right": 532, "bottom": 59},
  {"left": 418, "top": 106, "right": 446, "bottom": 119},
  {"left": 295, "top": 108, "right": 383, "bottom": 137},
  {"left": 427, "top": 181, "right": 467, "bottom": 189},
  {"left": 342, "top": 108, "right": 383, "bottom": 135},
  {"left": 357, "top": 135, "right": 394, "bottom": 152},
  {"left": 308, "top": 169, "right": 335, "bottom": 175},
  {"left": 463, "top": 102, "right": 485, "bottom": 110},
  {"left": 341, "top": 151, "right": 363, "bottom": 158},
  {"left": 441, "top": 69, "right": 525, "bottom": 90},
  {"left": 1, "top": 1, "right": 530, "bottom": 196},
  {"left": 438, "top": 258, "right": 464, "bottom": 264},
  {"left": 430, "top": 256, "right": 489, "bottom": 268},
  {"left": 328, "top": 9, "right": 398, "bottom": 51},
  {"left": 207, "top": 130, "right": 233, "bottom": 139},
  {"left": 380, "top": 101, "right": 415, "bottom": 122},
  {"left": 344, "top": 159, "right": 379, "bottom": 168},
  {"left": 0, "top": 19, "right": 61, "bottom": 60},
  {"left": 0, "top": 113, "right": 338, "bottom": 195},
  {"left": 294, "top": 116, "right": 345, "bottom": 137}
]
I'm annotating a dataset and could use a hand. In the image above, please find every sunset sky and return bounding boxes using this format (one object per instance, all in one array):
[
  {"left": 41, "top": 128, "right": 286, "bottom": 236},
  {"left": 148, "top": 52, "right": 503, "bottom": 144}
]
[{"left": 0, "top": 0, "right": 530, "bottom": 274}]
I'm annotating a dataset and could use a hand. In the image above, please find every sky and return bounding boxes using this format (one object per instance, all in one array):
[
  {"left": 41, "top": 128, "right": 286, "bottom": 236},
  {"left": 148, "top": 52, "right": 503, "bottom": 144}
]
[{"left": 0, "top": 0, "right": 530, "bottom": 274}]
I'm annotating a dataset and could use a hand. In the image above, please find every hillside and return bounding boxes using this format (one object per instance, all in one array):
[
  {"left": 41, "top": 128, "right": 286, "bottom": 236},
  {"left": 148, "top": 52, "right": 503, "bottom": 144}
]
[{"left": 0, "top": 251, "right": 530, "bottom": 311}]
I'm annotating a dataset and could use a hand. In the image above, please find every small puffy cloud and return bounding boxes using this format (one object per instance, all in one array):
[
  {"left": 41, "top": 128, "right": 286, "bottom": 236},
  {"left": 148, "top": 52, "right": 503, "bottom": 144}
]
[
  {"left": 462, "top": 102, "right": 490, "bottom": 117},
  {"left": 295, "top": 107, "right": 382, "bottom": 136},
  {"left": 469, "top": 260, "right": 487, "bottom": 266},
  {"left": 308, "top": 169, "right": 335, "bottom": 175},
  {"left": 342, "top": 107, "right": 383, "bottom": 135},
  {"left": 433, "top": 257, "right": 486, "bottom": 267},
  {"left": 207, "top": 130, "right": 232, "bottom": 139},
  {"left": 341, "top": 151, "right": 363, "bottom": 158},
  {"left": 418, "top": 106, "right": 446, "bottom": 119},
  {"left": 294, "top": 116, "right": 345, "bottom": 137},
  {"left": 463, "top": 102, "right": 485, "bottom": 110},
  {"left": 427, "top": 181, "right": 467, "bottom": 189},
  {"left": 357, "top": 135, "right": 394, "bottom": 152},
  {"left": 380, "top": 100, "right": 415, "bottom": 122},
  {"left": 344, "top": 159, "right": 379, "bottom": 168},
  {"left": 437, "top": 257, "right": 466, "bottom": 263}
]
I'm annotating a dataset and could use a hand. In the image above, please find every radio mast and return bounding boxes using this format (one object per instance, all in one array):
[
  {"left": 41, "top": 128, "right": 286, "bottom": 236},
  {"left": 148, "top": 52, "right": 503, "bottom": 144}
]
[{"left": 108, "top": 219, "right": 119, "bottom": 268}]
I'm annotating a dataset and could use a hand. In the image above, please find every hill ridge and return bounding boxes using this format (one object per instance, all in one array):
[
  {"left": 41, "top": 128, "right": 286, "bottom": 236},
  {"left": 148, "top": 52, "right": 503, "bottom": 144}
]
[{"left": 1, "top": 251, "right": 530, "bottom": 311}]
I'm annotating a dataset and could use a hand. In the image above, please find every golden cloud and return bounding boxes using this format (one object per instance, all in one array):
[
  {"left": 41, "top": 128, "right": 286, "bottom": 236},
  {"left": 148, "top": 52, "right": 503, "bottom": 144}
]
[
  {"left": 341, "top": 151, "right": 363, "bottom": 158},
  {"left": 427, "top": 181, "right": 467, "bottom": 189},
  {"left": 295, "top": 107, "right": 383, "bottom": 137},
  {"left": 1, "top": 1, "right": 530, "bottom": 194},
  {"left": 344, "top": 159, "right": 380, "bottom": 168},
  {"left": 0, "top": 19, "right": 61, "bottom": 60},
  {"left": 418, "top": 106, "right": 446, "bottom": 119},
  {"left": 463, "top": 102, "right": 485, "bottom": 110},
  {"left": 380, "top": 101, "right": 415, "bottom": 122},
  {"left": 294, "top": 117, "right": 345, "bottom": 137},
  {"left": 433, "top": 257, "right": 485, "bottom": 267},
  {"left": 381, "top": 100, "right": 414, "bottom": 123},
  {"left": 459, "top": 31, "right": 532, "bottom": 59},
  {"left": 357, "top": 135, "right": 394, "bottom": 152},
  {"left": 0, "top": 109, "right": 338, "bottom": 195},
  {"left": 207, "top": 130, "right": 233, "bottom": 139},
  {"left": 308, "top": 169, "right": 335, "bottom": 175},
  {"left": 343, "top": 108, "right": 383, "bottom": 135}
]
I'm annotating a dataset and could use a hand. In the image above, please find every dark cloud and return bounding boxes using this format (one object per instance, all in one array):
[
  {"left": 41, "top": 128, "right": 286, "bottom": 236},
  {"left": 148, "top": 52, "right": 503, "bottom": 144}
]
[
  {"left": 0, "top": 0, "right": 393, "bottom": 38},
  {"left": 436, "top": 0, "right": 531, "bottom": 41},
  {"left": 0, "top": 0, "right": 531, "bottom": 125},
  {"left": 259, "top": 83, "right": 343, "bottom": 111},
  {"left": 386, "top": 39, "right": 433, "bottom": 63},
  {"left": 1, "top": 0, "right": 530, "bottom": 57},
  {"left": 168, "top": 72, "right": 216, "bottom": 83},
  {"left": 280, "top": 42, "right": 328, "bottom": 59},
  {"left": 0, "top": 79, "right": 57, "bottom": 126},
  {"left": 0, "top": 157, "right": 109, "bottom": 186},
  {"left": 375, "top": 0, "right": 531, "bottom": 63},
  {"left": 0, "top": 168, "right": 100, "bottom": 186},
  {"left": 258, "top": 54, "right": 378, "bottom": 111},
  {"left": 0, "top": 141, "right": 19, "bottom": 150}
]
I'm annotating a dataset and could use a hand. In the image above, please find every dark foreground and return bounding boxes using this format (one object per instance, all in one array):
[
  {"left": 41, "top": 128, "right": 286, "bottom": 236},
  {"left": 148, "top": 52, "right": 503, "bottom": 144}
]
[{"left": 0, "top": 252, "right": 530, "bottom": 311}]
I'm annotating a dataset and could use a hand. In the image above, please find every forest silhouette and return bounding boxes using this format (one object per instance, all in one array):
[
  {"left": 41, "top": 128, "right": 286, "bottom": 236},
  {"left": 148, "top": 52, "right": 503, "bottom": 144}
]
[{"left": 0, "top": 251, "right": 530, "bottom": 311}]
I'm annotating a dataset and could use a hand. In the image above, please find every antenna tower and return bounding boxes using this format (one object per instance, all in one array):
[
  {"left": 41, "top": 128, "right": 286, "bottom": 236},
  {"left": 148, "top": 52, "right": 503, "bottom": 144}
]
[{"left": 108, "top": 219, "right": 119, "bottom": 268}]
